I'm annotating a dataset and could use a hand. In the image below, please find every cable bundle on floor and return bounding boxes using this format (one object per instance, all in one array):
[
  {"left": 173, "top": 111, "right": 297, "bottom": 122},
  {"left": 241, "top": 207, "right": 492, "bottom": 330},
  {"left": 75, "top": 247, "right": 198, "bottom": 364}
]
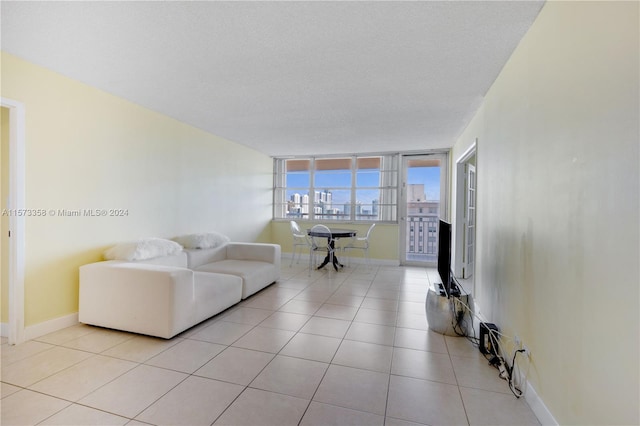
[{"left": 446, "top": 295, "right": 531, "bottom": 399}]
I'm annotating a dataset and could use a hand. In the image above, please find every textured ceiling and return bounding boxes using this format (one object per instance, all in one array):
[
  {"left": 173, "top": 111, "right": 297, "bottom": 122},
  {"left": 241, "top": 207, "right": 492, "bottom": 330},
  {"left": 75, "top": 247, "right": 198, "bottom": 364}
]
[{"left": 1, "top": 1, "right": 544, "bottom": 157}]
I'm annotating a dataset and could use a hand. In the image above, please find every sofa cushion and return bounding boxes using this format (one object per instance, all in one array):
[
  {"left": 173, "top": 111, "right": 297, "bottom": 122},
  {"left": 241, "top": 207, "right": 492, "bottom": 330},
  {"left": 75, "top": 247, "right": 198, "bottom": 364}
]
[
  {"left": 173, "top": 232, "right": 230, "bottom": 249},
  {"left": 195, "top": 259, "right": 278, "bottom": 299},
  {"left": 192, "top": 271, "right": 243, "bottom": 323},
  {"left": 184, "top": 246, "right": 226, "bottom": 269},
  {"left": 103, "top": 238, "right": 183, "bottom": 261}
]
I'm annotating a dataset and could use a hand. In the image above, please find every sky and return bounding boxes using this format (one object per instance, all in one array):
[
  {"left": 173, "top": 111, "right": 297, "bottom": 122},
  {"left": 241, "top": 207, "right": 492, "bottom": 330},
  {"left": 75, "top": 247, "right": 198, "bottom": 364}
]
[
  {"left": 287, "top": 165, "right": 441, "bottom": 205},
  {"left": 408, "top": 167, "right": 441, "bottom": 201}
]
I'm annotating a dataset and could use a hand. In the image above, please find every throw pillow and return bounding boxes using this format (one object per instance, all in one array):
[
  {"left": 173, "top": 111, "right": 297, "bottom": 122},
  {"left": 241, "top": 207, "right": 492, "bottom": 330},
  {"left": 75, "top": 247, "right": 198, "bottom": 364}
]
[
  {"left": 172, "top": 232, "right": 230, "bottom": 249},
  {"left": 104, "top": 238, "right": 183, "bottom": 261}
]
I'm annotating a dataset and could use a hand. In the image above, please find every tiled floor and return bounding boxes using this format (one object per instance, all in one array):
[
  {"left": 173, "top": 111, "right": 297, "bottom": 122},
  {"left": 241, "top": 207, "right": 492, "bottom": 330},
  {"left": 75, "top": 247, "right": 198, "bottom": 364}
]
[{"left": 1, "top": 262, "right": 540, "bottom": 425}]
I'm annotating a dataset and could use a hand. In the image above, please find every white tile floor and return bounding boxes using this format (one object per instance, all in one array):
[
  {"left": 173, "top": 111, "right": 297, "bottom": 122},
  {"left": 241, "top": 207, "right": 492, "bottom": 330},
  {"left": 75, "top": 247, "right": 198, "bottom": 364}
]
[{"left": 1, "top": 262, "right": 541, "bottom": 425}]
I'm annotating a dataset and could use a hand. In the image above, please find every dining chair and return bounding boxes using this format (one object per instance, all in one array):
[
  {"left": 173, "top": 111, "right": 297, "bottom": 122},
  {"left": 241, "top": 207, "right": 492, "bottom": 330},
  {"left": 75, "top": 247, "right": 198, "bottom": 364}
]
[
  {"left": 289, "top": 220, "right": 312, "bottom": 266},
  {"left": 342, "top": 223, "right": 376, "bottom": 267},
  {"left": 308, "top": 224, "right": 334, "bottom": 275}
]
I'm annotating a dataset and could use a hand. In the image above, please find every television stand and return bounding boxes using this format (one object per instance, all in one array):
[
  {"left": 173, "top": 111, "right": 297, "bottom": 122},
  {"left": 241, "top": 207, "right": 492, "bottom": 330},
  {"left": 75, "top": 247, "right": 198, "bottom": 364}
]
[
  {"left": 436, "top": 281, "right": 461, "bottom": 298},
  {"left": 426, "top": 279, "right": 472, "bottom": 336}
]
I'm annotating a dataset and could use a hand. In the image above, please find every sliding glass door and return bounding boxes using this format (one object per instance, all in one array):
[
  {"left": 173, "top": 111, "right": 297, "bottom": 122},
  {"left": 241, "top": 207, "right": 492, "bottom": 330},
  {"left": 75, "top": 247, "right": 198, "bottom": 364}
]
[{"left": 400, "top": 153, "right": 448, "bottom": 266}]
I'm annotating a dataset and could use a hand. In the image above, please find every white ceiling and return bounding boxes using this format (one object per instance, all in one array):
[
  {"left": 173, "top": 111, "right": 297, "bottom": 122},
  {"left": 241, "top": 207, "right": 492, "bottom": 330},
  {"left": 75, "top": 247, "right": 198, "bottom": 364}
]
[{"left": 1, "top": 1, "right": 544, "bottom": 157}]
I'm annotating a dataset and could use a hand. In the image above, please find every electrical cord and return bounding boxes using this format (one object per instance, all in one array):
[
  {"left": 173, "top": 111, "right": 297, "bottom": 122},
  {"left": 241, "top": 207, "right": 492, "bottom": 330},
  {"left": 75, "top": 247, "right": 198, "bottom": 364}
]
[
  {"left": 449, "top": 296, "right": 481, "bottom": 349},
  {"left": 448, "top": 297, "right": 505, "bottom": 376},
  {"left": 445, "top": 293, "right": 530, "bottom": 398},
  {"left": 508, "top": 349, "right": 526, "bottom": 398},
  {"left": 451, "top": 295, "right": 515, "bottom": 347},
  {"left": 450, "top": 297, "right": 478, "bottom": 346}
]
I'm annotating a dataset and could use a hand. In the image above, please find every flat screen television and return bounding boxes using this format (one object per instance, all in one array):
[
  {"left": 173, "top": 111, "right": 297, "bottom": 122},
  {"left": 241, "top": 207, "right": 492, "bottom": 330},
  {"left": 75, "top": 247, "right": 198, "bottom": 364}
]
[{"left": 437, "top": 219, "right": 454, "bottom": 298}]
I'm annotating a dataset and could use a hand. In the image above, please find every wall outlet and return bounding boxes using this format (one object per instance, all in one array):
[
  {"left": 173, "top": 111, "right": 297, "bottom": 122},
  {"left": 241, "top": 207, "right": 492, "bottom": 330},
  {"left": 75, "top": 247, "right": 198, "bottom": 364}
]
[{"left": 514, "top": 335, "right": 530, "bottom": 359}]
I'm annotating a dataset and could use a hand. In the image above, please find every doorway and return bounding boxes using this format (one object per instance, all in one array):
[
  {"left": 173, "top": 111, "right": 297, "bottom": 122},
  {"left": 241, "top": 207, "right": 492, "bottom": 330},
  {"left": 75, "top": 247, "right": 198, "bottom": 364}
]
[
  {"left": 400, "top": 153, "right": 448, "bottom": 266},
  {"left": 1, "top": 98, "right": 26, "bottom": 345}
]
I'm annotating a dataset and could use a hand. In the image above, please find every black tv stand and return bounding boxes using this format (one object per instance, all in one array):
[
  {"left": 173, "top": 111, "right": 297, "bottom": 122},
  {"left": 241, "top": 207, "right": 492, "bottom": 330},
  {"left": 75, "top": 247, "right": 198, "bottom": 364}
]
[
  {"left": 449, "top": 280, "right": 462, "bottom": 297},
  {"left": 436, "top": 279, "right": 462, "bottom": 298}
]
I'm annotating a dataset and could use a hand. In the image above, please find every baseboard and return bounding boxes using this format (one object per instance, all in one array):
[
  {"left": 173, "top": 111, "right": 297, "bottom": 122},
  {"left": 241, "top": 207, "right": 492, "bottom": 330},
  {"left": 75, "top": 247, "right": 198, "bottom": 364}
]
[
  {"left": 0, "top": 322, "right": 8, "bottom": 338},
  {"left": 24, "top": 313, "right": 79, "bottom": 341},
  {"left": 523, "top": 378, "right": 558, "bottom": 425}
]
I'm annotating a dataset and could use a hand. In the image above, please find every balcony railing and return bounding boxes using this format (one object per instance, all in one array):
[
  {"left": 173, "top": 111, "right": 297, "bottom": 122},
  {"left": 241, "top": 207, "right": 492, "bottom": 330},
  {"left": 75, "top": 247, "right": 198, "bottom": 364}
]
[{"left": 406, "top": 214, "right": 439, "bottom": 263}]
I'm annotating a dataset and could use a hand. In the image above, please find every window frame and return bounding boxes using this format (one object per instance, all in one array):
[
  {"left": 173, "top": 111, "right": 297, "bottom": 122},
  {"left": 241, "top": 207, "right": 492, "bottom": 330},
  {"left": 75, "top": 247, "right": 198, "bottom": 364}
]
[{"left": 273, "top": 154, "right": 399, "bottom": 223}]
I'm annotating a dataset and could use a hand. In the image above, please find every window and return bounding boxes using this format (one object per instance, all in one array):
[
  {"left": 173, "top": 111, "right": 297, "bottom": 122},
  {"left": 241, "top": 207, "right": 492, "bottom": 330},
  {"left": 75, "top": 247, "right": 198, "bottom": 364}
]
[{"left": 274, "top": 154, "right": 398, "bottom": 221}]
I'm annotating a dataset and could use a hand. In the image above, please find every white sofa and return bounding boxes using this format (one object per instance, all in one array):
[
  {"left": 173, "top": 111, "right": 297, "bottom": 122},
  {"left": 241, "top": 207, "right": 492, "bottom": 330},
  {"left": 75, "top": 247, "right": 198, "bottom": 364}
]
[{"left": 79, "top": 241, "right": 281, "bottom": 339}]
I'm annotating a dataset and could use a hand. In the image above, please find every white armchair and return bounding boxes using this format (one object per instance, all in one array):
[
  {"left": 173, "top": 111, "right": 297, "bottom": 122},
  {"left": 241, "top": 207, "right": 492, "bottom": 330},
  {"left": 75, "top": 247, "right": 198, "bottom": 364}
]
[
  {"left": 342, "top": 223, "right": 376, "bottom": 267},
  {"left": 289, "top": 220, "right": 312, "bottom": 266}
]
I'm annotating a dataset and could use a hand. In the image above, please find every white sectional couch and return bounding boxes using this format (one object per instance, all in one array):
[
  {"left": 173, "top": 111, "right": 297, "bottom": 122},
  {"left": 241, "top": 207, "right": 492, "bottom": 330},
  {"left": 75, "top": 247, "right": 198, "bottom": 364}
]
[
  {"left": 186, "top": 243, "right": 281, "bottom": 299},
  {"left": 79, "top": 237, "right": 281, "bottom": 339}
]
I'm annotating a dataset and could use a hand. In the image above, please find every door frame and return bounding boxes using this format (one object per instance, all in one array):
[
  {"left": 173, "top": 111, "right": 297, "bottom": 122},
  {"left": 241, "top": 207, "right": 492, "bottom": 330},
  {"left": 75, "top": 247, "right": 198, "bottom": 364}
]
[
  {"left": 453, "top": 140, "right": 477, "bottom": 280},
  {"left": 464, "top": 162, "right": 476, "bottom": 278},
  {"left": 399, "top": 152, "right": 449, "bottom": 266},
  {"left": 2, "top": 98, "right": 26, "bottom": 345}
]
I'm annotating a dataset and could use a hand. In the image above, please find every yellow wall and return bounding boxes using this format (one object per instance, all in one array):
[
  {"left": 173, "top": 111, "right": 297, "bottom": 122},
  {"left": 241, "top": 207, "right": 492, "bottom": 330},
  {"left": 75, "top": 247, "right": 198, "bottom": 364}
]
[
  {"left": 1, "top": 52, "right": 274, "bottom": 327},
  {"left": 1, "top": 107, "right": 8, "bottom": 324},
  {"left": 271, "top": 221, "right": 399, "bottom": 263},
  {"left": 452, "top": 2, "right": 638, "bottom": 424}
]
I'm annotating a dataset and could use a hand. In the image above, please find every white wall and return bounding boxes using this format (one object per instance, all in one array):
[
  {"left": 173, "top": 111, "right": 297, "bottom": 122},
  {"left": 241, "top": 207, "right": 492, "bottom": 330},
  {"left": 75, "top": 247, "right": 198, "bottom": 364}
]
[{"left": 452, "top": 2, "right": 639, "bottom": 424}]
